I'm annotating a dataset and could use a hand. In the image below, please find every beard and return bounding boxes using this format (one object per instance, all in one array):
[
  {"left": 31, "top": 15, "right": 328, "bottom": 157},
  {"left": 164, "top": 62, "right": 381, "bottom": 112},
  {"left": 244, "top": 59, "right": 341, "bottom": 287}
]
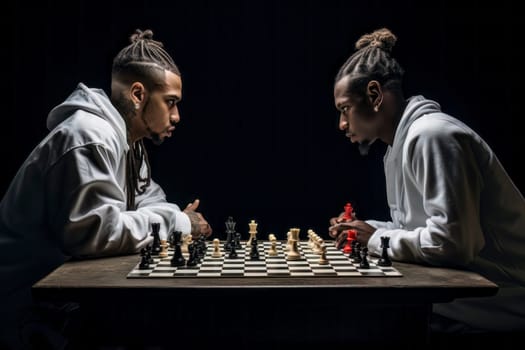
[
  {"left": 358, "top": 139, "right": 375, "bottom": 156},
  {"left": 149, "top": 130, "right": 163, "bottom": 145}
]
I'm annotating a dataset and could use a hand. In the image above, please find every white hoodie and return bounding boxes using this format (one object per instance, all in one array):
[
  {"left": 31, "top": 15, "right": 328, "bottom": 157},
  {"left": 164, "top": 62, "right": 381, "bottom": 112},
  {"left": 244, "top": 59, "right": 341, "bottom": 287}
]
[
  {"left": 366, "top": 95, "right": 525, "bottom": 331},
  {"left": 0, "top": 83, "right": 191, "bottom": 297}
]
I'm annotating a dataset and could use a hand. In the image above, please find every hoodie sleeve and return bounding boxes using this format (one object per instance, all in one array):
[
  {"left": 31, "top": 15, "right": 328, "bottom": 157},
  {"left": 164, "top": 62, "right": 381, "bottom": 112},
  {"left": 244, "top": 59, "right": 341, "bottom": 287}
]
[
  {"left": 367, "top": 125, "right": 485, "bottom": 267},
  {"left": 45, "top": 143, "right": 189, "bottom": 258}
]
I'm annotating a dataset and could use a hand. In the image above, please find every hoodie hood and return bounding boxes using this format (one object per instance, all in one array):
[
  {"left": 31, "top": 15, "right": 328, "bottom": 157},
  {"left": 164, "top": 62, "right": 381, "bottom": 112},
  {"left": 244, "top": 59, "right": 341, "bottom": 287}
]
[
  {"left": 391, "top": 95, "right": 442, "bottom": 154},
  {"left": 47, "top": 83, "right": 128, "bottom": 147}
]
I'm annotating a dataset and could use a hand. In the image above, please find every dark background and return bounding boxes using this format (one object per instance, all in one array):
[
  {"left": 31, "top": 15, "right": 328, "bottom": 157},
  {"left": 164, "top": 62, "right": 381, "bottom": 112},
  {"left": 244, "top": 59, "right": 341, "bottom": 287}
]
[{"left": 3, "top": 0, "right": 523, "bottom": 241}]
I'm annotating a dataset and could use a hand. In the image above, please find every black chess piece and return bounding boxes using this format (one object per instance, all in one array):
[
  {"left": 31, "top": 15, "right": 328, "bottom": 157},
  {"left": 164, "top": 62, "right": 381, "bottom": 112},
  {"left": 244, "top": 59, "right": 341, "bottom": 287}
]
[
  {"left": 186, "top": 243, "right": 199, "bottom": 266},
  {"left": 224, "top": 216, "right": 235, "bottom": 251},
  {"left": 234, "top": 231, "right": 242, "bottom": 250},
  {"left": 359, "top": 247, "right": 370, "bottom": 269},
  {"left": 228, "top": 240, "right": 238, "bottom": 259},
  {"left": 138, "top": 248, "right": 150, "bottom": 269},
  {"left": 170, "top": 231, "right": 186, "bottom": 267},
  {"left": 249, "top": 237, "right": 260, "bottom": 260},
  {"left": 150, "top": 222, "right": 161, "bottom": 256},
  {"left": 196, "top": 235, "right": 206, "bottom": 260},
  {"left": 350, "top": 240, "right": 358, "bottom": 260},
  {"left": 352, "top": 241, "right": 362, "bottom": 263},
  {"left": 377, "top": 236, "right": 392, "bottom": 267},
  {"left": 146, "top": 244, "right": 155, "bottom": 264}
]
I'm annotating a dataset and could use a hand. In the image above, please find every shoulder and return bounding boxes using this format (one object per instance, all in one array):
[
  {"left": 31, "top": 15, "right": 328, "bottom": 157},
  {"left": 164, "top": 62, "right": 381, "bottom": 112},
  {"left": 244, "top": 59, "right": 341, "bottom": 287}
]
[
  {"left": 44, "top": 111, "right": 126, "bottom": 168},
  {"left": 405, "top": 113, "right": 480, "bottom": 152}
]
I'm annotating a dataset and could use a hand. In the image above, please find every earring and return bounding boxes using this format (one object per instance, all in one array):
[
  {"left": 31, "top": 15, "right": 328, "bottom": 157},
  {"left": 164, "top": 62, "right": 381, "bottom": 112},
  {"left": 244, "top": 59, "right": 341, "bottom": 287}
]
[
  {"left": 374, "top": 105, "right": 379, "bottom": 112},
  {"left": 135, "top": 103, "right": 140, "bottom": 110}
]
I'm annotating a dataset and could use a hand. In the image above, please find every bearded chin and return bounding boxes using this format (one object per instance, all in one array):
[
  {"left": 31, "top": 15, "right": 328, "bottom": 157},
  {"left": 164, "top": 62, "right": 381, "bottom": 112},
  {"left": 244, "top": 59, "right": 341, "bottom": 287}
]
[
  {"left": 358, "top": 140, "right": 375, "bottom": 156},
  {"left": 151, "top": 132, "right": 163, "bottom": 145}
]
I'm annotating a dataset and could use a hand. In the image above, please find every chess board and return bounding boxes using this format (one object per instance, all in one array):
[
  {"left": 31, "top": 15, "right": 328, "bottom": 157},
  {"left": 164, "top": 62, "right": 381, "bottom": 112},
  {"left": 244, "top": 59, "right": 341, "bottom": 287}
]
[{"left": 127, "top": 241, "right": 403, "bottom": 278}]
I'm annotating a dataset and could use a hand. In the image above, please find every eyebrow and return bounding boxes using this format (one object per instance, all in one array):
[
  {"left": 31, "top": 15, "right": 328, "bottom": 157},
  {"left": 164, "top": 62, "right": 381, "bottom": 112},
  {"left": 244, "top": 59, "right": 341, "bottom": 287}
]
[{"left": 167, "top": 94, "right": 181, "bottom": 102}]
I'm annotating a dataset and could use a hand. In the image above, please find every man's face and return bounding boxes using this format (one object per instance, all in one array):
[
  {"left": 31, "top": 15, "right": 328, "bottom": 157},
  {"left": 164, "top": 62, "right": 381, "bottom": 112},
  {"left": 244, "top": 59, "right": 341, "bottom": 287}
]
[
  {"left": 333, "top": 75, "right": 378, "bottom": 148},
  {"left": 141, "top": 70, "right": 182, "bottom": 145}
]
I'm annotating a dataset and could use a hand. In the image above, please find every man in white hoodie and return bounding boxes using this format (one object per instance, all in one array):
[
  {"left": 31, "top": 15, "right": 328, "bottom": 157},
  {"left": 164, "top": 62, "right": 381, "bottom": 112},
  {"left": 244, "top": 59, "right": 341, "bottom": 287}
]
[
  {"left": 0, "top": 29, "right": 212, "bottom": 348},
  {"left": 329, "top": 28, "right": 525, "bottom": 336}
]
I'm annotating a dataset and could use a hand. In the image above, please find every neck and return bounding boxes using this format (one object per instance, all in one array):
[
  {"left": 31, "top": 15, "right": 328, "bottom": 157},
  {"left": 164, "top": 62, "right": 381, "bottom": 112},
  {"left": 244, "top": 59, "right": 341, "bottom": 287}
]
[{"left": 379, "top": 92, "right": 406, "bottom": 146}]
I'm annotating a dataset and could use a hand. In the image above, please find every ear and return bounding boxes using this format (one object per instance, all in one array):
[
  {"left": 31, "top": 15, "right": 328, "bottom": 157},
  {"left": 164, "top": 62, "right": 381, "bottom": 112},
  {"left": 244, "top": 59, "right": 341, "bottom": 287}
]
[
  {"left": 130, "top": 82, "right": 146, "bottom": 104},
  {"left": 366, "top": 80, "right": 383, "bottom": 112}
]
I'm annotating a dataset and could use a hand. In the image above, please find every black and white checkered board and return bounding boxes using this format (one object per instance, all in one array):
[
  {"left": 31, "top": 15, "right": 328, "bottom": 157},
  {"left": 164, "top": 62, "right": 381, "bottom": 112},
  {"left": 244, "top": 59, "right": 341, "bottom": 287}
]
[{"left": 127, "top": 241, "right": 402, "bottom": 278}]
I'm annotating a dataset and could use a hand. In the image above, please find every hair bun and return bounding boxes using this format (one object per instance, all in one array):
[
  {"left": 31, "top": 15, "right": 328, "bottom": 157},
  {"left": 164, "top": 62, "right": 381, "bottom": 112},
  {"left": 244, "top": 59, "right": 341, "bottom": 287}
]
[
  {"left": 130, "top": 29, "right": 155, "bottom": 43},
  {"left": 355, "top": 28, "right": 397, "bottom": 53}
]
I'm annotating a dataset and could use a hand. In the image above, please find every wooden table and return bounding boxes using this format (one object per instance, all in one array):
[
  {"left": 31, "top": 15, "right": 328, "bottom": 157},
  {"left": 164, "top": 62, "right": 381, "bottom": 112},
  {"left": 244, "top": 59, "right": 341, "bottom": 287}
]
[{"left": 32, "top": 253, "right": 498, "bottom": 348}]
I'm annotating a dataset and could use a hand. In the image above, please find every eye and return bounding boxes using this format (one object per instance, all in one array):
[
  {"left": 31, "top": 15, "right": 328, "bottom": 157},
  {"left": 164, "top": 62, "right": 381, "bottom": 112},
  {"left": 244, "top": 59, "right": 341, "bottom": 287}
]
[
  {"left": 167, "top": 99, "right": 177, "bottom": 108},
  {"left": 341, "top": 106, "right": 349, "bottom": 114}
]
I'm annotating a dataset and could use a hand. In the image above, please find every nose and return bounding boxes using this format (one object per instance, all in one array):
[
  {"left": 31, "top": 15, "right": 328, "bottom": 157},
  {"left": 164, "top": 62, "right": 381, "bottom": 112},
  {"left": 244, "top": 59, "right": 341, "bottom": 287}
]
[
  {"left": 339, "top": 113, "right": 348, "bottom": 131},
  {"left": 170, "top": 106, "right": 180, "bottom": 125}
]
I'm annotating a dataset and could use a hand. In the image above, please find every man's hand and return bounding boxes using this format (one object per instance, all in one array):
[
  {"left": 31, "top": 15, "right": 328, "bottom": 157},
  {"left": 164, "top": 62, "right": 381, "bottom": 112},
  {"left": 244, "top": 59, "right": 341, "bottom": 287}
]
[
  {"left": 183, "top": 199, "right": 212, "bottom": 239},
  {"left": 328, "top": 219, "right": 376, "bottom": 248}
]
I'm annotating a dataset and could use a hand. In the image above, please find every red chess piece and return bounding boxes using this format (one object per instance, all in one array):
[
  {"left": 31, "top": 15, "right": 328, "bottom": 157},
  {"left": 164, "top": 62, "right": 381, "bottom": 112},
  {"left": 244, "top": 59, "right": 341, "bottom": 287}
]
[
  {"left": 343, "top": 229, "right": 357, "bottom": 254},
  {"left": 342, "top": 202, "right": 353, "bottom": 222}
]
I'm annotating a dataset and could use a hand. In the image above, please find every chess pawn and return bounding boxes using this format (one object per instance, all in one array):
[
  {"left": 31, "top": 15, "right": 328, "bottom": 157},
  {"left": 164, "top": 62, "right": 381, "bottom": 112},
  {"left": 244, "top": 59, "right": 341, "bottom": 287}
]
[{"left": 212, "top": 238, "right": 222, "bottom": 258}]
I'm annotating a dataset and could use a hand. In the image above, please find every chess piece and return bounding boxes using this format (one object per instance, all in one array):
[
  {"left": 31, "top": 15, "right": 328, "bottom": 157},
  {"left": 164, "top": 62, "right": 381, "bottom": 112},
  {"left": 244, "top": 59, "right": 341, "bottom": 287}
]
[
  {"left": 359, "top": 247, "right": 370, "bottom": 269},
  {"left": 234, "top": 231, "right": 242, "bottom": 250},
  {"left": 150, "top": 222, "right": 161, "bottom": 256},
  {"left": 228, "top": 241, "right": 238, "bottom": 259},
  {"left": 377, "top": 236, "right": 392, "bottom": 267},
  {"left": 212, "top": 238, "right": 222, "bottom": 258},
  {"left": 159, "top": 239, "right": 169, "bottom": 258},
  {"left": 319, "top": 244, "right": 329, "bottom": 265},
  {"left": 349, "top": 239, "right": 358, "bottom": 260},
  {"left": 224, "top": 216, "right": 235, "bottom": 251},
  {"left": 343, "top": 229, "right": 356, "bottom": 255},
  {"left": 196, "top": 235, "right": 207, "bottom": 260},
  {"left": 181, "top": 233, "right": 192, "bottom": 254},
  {"left": 352, "top": 242, "right": 362, "bottom": 263},
  {"left": 146, "top": 244, "right": 154, "bottom": 264},
  {"left": 249, "top": 238, "right": 260, "bottom": 260},
  {"left": 246, "top": 220, "right": 258, "bottom": 248},
  {"left": 170, "top": 231, "right": 186, "bottom": 267},
  {"left": 268, "top": 234, "right": 278, "bottom": 256},
  {"left": 186, "top": 243, "right": 199, "bottom": 266},
  {"left": 138, "top": 248, "right": 150, "bottom": 269},
  {"left": 286, "top": 228, "right": 301, "bottom": 261},
  {"left": 342, "top": 202, "right": 354, "bottom": 221}
]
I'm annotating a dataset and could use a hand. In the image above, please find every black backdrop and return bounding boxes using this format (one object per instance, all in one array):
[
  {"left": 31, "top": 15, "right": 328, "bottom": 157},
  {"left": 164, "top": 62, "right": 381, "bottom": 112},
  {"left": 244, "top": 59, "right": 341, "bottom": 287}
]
[{"left": 3, "top": 0, "right": 524, "bottom": 240}]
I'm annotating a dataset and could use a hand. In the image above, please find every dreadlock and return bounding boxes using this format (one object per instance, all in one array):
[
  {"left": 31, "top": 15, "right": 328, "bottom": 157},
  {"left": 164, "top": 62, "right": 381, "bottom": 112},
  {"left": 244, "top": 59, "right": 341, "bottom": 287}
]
[
  {"left": 112, "top": 29, "right": 180, "bottom": 210},
  {"left": 335, "top": 28, "right": 404, "bottom": 96}
]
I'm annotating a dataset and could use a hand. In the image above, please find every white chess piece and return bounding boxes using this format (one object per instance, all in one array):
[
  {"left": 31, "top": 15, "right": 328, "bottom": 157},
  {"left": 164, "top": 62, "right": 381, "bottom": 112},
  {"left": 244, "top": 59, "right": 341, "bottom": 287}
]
[
  {"left": 319, "top": 244, "right": 329, "bottom": 265},
  {"left": 268, "top": 234, "right": 278, "bottom": 256},
  {"left": 246, "top": 220, "right": 258, "bottom": 248},
  {"left": 211, "top": 238, "right": 222, "bottom": 258}
]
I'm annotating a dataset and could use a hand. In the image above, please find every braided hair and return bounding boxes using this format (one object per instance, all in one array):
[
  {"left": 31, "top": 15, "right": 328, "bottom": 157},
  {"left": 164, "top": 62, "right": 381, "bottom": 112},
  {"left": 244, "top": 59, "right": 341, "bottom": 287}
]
[
  {"left": 112, "top": 29, "right": 180, "bottom": 210},
  {"left": 335, "top": 28, "right": 404, "bottom": 95}
]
